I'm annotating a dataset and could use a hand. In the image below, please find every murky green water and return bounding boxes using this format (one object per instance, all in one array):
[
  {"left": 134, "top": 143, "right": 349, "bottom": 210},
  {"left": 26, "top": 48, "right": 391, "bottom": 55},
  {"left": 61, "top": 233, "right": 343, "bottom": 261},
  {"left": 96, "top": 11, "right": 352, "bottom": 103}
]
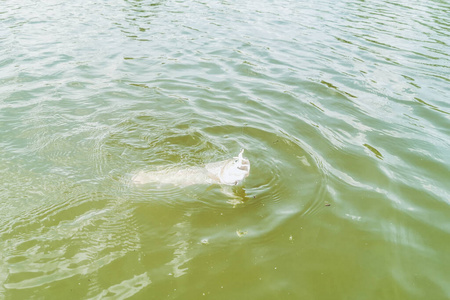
[{"left": 1, "top": 0, "right": 449, "bottom": 299}]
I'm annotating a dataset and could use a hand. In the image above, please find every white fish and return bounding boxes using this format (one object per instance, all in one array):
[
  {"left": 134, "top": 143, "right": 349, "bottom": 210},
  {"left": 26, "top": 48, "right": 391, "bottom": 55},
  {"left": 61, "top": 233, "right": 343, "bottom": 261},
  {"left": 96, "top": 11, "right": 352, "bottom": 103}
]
[{"left": 132, "top": 149, "right": 250, "bottom": 186}]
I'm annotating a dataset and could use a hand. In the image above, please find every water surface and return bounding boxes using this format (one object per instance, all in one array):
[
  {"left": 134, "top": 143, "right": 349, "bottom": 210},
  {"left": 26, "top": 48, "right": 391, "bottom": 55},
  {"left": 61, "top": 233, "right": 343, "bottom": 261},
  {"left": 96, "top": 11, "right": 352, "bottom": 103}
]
[{"left": 1, "top": 0, "right": 449, "bottom": 299}]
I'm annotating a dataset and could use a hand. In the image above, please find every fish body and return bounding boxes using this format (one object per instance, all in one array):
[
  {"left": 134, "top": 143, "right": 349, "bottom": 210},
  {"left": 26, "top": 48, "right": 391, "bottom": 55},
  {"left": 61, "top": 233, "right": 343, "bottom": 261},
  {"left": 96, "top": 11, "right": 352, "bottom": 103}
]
[{"left": 132, "top": 149, "right": 250, "bottom": 186}]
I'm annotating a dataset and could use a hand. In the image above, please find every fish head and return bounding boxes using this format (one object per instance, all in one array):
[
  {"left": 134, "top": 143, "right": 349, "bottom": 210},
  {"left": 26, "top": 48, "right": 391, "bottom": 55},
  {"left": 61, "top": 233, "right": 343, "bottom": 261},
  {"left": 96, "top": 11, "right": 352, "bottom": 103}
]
[{"left": 219, "top": 149, "right": 250, "bottom": 185}]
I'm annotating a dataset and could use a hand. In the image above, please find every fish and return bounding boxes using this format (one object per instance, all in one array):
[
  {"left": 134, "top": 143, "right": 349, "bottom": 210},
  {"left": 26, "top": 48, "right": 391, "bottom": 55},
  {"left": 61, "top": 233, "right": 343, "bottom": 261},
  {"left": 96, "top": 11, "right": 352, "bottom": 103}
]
[{"left": 131, "top": 149, "right": 250, "bottom": 186}]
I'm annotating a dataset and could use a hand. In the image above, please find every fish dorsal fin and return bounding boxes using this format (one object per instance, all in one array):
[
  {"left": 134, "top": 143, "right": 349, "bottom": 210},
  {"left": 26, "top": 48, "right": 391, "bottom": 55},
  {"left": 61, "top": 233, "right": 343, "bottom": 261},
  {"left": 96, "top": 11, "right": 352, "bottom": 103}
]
[{"left": 237, "top": 149, "right": 244, "bottom": 166}]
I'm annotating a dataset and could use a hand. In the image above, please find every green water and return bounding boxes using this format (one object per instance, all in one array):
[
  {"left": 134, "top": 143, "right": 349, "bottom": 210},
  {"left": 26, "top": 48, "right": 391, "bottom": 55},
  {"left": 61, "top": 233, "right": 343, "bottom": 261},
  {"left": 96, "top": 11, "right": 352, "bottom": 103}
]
[{"left": 1, "top": 0, "right": 449, "bottom": 299}]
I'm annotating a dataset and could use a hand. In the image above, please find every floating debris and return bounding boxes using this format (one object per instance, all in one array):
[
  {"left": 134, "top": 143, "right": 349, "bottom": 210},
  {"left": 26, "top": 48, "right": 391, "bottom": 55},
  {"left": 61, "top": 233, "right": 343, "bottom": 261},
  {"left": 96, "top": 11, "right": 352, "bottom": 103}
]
[
  {"left": 363, "top": 143, "right": 383, "bottom": 159},
  {"left": 236, "top": 230, "right": 248, "bottom": 237}
]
